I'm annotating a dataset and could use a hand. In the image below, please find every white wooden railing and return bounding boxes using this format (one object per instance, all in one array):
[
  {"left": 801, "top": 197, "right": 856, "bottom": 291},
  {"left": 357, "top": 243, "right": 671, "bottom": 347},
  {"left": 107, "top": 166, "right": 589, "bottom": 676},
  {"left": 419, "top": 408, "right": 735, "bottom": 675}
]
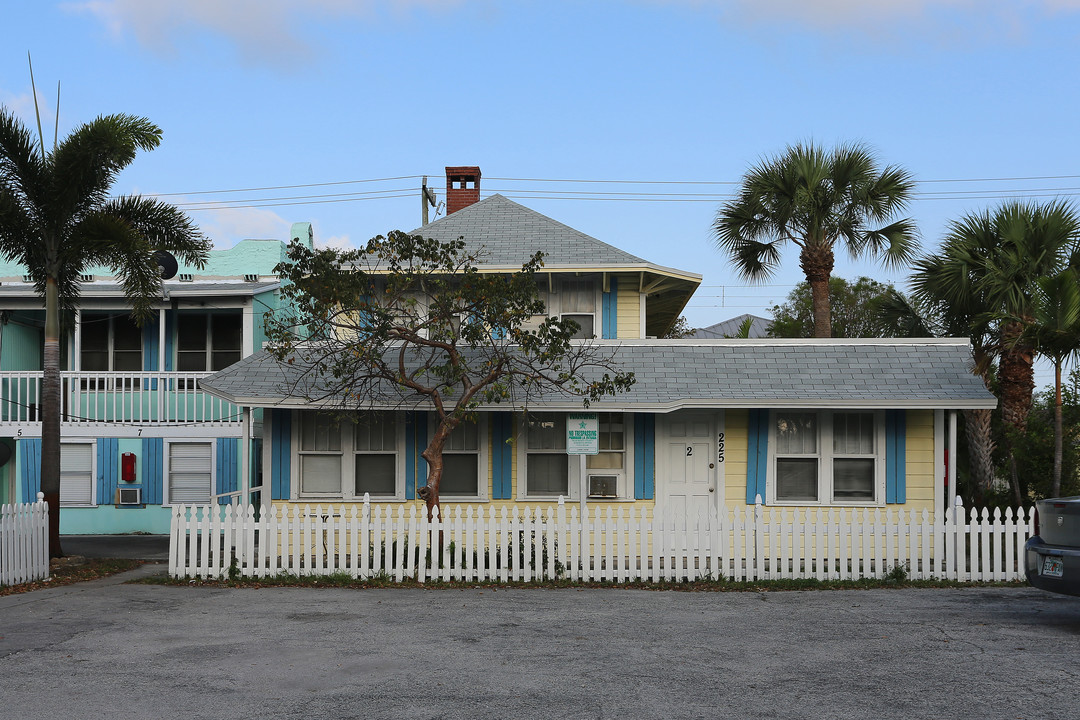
[
  {"left": 0, "top": 371, "right": 241, "bottom": 426},
  {"left": 0, "top": 493, "right": 49, "bottom": 586},
  {"left": 170, "top": 498, "right": 1034, "bottom": 583}
]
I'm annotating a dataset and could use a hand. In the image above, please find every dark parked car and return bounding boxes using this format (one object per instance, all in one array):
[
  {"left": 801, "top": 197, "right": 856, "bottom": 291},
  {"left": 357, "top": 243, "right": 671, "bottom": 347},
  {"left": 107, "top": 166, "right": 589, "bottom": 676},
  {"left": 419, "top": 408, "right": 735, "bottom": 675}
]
[{"left": 1025, "top": 496, "right": 1080, "bottom": 596}]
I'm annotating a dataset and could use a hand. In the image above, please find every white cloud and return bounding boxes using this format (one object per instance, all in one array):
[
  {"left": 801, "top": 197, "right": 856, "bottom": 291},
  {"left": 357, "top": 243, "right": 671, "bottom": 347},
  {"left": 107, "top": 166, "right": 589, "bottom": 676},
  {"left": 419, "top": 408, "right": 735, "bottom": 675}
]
[
  {"left": 187, "top": 206, "right": 292, "bottom": 249},
  {"left": 316, "top": 234, "right": 356, "bottom": 249},
  {"left": 71, "top": 0, "right": 468, "bottom": 65}
]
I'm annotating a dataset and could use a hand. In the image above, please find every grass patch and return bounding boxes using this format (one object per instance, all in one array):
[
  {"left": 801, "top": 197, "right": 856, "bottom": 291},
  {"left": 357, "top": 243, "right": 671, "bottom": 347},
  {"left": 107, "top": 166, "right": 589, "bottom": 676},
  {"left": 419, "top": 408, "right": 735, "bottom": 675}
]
[
  {"left": 0, "top": 557, "right": 144, "bottom": 596},
  {"left": 136, "top": 572, "right": 1025, "bottom": 593}
]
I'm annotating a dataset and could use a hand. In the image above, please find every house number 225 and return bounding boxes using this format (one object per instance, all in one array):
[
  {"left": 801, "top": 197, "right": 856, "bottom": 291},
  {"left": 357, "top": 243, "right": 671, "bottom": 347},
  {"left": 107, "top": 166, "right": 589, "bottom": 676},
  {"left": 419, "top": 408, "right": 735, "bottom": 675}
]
[{"left": 717, "top": 432, "right": 725, "bottom": 463}]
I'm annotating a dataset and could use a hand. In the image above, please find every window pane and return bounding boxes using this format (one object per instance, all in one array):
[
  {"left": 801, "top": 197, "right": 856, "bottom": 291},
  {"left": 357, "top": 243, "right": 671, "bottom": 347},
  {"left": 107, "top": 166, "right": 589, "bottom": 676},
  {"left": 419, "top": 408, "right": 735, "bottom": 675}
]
[
  {"left": 177, "top": 351, "right": 207, "bottom": 372},
  {"left": 527, "top": 454, "right": 568, "bottom": 495},
  {"left": 776, "top": 458, "right": 818, "bottom": 501},
  {"left": 177, "top": 315, "right": 207, "bottom": 352},
  {"left": 587, "top": 451, "right": 623, "bottom": 470},
  {"left": 80, "top": 314, "right": 108, "bottom": 352},
  {"left": 561, "top": 280, "right": 595, "bottom": 312},
  {"left": 211, "top": 351, "right": 241, "bottom": 371},
  {"left": 81, "top": 351, "right": 109, "bottom": 372},
  {"left": 563, "top": 314, "right": 594, "bottom": 340},
  {"left": 446, "top": 421, "right": 478, "bottom": 452},
  {"left": 527, "top": 414, "right": 565, "bottom": 450},
  {"left": 833, "top": 459, "right": 875, "bottom": 500},
  {"left": 355, "top": 412, "right": 396, "bottom": 451},
  {"left": 113, "top": 315, "right": 142, "bottom": 352},
  {"left": 212, "top": 314, "right": 242, "bottom": 352},
  {"left": 355, "top": 455, "right": 396, "bottom": 495},
  {"left": 168, "top": 442, "right": 212, "bottom": 504},
  {"left": 302, "top": 413, "right": 340, "bottom": 451},
  {"left": 834, "top": 413, "right": 874, "bottom": 455},
  {"left": 776, "top": 413, "right": 817, "bottom": 454},
  {"left": 301, "top": 454, "right": 342, "bottom": 493},
  {"left": 442, "top": 454, "right": 478, "bottom": 495}
]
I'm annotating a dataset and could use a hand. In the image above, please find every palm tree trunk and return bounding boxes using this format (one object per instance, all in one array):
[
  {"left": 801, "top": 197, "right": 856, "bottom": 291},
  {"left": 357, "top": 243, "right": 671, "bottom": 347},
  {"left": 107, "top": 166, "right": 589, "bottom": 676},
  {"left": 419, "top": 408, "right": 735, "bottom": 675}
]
[
  {"left": 41, "top": 277, "right": 63, "bottom": 558},
  {"left": 962, "top": 408, "right": 996, "bottom": 505},
  {"left": 1053, "top": 360, "right": 1063, "bottom": 498},
  {"left": 799, "top": 246, "right": 834, "bottom": 338},
  {"left": 998, "top": 321, "right": 1035, "bottom": 432}
]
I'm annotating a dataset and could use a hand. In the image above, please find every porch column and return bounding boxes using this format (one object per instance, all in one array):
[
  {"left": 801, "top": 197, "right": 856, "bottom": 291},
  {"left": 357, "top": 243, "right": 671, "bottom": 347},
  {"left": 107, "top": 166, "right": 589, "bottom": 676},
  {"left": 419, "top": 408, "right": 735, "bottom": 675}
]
[
  {"left": 73, "top": 308, "right": 81, "bottom": 370},
  {"left": 934, "top": 409, "right": 945, "bottom": 521},
  {"left": 241, "top": 406, "right": 251, "bottom": 505},
  {"left": 158, "top": 307, "right": 165, "bottom": 372},
  {"left": 948, "top": 410, "right": 958, "bottom": 511}
]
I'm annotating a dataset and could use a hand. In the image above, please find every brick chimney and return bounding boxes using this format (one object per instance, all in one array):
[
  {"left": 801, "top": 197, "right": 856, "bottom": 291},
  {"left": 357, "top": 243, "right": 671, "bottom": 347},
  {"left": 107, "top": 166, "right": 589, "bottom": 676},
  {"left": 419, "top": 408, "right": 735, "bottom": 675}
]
[{"left": 445, "top": 166, "right": 481, "bottom": 214}]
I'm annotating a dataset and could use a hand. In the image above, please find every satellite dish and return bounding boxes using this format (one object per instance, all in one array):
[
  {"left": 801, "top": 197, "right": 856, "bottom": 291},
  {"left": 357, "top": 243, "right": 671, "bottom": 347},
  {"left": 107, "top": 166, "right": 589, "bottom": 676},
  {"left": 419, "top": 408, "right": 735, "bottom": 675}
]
[{"left": 153, "top": 250, "right": 179, "bottom": 280}]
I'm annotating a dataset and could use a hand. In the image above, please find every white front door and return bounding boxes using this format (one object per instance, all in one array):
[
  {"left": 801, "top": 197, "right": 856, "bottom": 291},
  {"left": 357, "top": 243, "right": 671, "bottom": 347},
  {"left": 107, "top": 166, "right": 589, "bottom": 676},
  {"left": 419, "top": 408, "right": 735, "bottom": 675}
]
[{"left": 659, "top": 411, "right": 721, "bottom": 516}]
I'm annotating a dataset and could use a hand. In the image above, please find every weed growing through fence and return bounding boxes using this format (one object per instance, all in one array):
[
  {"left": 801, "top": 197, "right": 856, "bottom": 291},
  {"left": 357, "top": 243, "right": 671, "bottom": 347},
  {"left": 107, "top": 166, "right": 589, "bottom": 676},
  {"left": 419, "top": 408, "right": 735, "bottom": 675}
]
[{"left": 884, "top": 562, "right": 910, "bottom": 584}]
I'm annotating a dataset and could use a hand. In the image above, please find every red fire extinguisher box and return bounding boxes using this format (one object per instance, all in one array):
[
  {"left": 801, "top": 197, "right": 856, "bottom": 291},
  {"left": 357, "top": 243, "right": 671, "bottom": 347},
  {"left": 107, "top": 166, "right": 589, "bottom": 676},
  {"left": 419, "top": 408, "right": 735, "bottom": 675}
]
[{"left": 121, "top": 452, "right": 136, "bottom": 482}]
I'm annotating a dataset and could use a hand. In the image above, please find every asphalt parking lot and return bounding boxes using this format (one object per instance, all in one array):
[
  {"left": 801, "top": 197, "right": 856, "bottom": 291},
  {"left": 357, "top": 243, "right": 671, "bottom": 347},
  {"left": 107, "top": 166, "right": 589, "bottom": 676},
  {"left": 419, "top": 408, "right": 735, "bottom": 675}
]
[{"left": 1, "top": 569, "right": 1078, "bottom": 720}]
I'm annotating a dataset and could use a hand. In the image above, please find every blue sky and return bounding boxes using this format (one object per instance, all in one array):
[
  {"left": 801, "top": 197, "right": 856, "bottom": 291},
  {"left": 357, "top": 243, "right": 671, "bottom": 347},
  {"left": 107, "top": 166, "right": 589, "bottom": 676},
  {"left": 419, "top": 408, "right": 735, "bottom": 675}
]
[{"left": 3, "top": 0, "right": 1080, "bottom": 342}]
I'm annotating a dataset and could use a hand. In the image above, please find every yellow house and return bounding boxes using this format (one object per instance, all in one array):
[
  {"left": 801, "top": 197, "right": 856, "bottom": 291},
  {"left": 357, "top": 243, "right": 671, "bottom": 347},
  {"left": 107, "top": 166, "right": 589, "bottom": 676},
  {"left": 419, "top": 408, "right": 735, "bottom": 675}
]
[{"left": 200, "top": 168, "right": 996, "bottom": 524}]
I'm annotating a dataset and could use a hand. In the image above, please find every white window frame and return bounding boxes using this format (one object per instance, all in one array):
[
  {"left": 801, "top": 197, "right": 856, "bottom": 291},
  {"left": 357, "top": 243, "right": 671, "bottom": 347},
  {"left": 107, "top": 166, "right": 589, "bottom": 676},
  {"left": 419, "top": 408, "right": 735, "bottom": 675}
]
[
  {"left": 293, "top": 411, "right": 408, "bottom": 501},
  {"left": 516, "top": 412, "right": 634, "bottom": 501},
  {"left": 586, "top": 412, "right": 629, "bottom": 499},
  {"left": 428, "top": 416, "right": 489, "bottom": 501},
  {"left": 554, "top": 278, "right": 600, "bottom": 340},
  {"left": 60, "top": 441, "right": 96, "bottom": 507},
  {"left": 766, "top": 409, "right": 886, "bottom": 506},
  {"left": 79, "top": 311, "right": 143, "bottom": 372},
  {"left": 163, "top": 440, "right": 216, "bottom": 507},
  {"left": 175, "top": 312, "right": 243, "bottom": 372},
  {"left": 297, "top": 412, "right": 344, "bottom": 498}
]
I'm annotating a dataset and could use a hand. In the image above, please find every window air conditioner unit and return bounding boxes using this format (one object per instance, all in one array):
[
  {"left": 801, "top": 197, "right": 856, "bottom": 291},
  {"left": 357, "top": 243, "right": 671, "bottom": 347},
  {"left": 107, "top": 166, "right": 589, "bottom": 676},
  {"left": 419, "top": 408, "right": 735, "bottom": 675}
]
[
  {"left": 588, "top": 475, "right": 618, "bottom": 498},
  {"left": 118, "top": 487, "right": 142, "bottom": 506}
]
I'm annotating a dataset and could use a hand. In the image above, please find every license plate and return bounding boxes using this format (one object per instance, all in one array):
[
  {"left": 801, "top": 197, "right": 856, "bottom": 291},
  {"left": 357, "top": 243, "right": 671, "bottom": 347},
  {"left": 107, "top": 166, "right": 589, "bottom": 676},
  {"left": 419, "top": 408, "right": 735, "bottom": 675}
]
[{"left": 1042, "top": 556, "right": 1064, "bottom": 578}]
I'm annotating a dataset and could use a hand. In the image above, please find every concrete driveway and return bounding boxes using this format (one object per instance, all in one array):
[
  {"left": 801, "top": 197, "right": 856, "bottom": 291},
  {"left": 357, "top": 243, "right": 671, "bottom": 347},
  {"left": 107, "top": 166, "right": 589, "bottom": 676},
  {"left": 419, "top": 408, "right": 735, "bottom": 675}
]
[{"left": 1, "top": 571, "right": 1078, "bottom": 720}]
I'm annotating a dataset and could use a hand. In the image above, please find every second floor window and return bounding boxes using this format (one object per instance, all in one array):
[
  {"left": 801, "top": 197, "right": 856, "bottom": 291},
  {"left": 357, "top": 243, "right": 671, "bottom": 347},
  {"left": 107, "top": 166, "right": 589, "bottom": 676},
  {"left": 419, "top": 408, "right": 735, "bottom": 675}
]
[
  {"left": 177, "top": 314, "right": 242, "bottom": 372},
  {"left": 81, "top": 313, "right": 141, "bottom": 372},
  {"left": 560, "top": 280, "right": 596, "bottom": 340}
]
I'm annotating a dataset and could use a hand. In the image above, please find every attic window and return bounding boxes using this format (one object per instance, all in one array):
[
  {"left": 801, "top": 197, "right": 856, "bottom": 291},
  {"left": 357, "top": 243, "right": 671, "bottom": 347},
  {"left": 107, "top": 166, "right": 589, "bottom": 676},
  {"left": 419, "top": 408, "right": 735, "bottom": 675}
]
[
  {"left": 244, "top": 274, "right": 259, "bottom": 282},
  {"left": 178, "top": 273, "right": 194, "bottom": 283}
]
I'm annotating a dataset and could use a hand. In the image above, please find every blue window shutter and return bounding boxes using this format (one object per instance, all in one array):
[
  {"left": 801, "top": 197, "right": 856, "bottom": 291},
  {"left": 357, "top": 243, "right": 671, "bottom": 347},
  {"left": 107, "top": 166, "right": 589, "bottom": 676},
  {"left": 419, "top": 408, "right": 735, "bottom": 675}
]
[
  {"left": 19, "top": 438, "right": 42, "bottom": 501},
  {"left": 216, "top": 438, "right": 239, "bottom": 505},
  {"left": 490, "top": 412, "right": 513, "bottom": 500},
  {"left": 97, "top": 438, "right": 119, "bottom": 504},
  {"left": 271, "top": 409, "right": 291, "bottom": 500},
  {"left": 746, "top": 409, "right": 769, "bottom": 504},
  {"left": 602, "top": 285, "right": 618, "bottom": 339},
  {"left": 886, "top": 410, "right": 907, "bottom": 504},
  {"left": 634, "top": 414, "right": 655, "bottom": 500},
  {"left": 142, "top": 317, "right": 159, "bottom": 372},
  {"left": 141, "top": 438, "right": 164, "bottom": 505}
]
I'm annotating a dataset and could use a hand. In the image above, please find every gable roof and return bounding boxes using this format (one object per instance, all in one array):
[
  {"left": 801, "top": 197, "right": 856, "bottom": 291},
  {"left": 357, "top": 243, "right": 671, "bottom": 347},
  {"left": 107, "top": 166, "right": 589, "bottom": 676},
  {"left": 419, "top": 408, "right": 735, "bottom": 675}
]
[
  {"left": 693, "top": 314, "right": 772, "bottom": 339},
  {"left": 409, "top": 194, "right": 648, "bottom": 267},
  {"left": 406, "top": 194, "right": 701, "bottom": 336},
  {"left": 200, "top": 338, "right": 995, "bottom": 411}
]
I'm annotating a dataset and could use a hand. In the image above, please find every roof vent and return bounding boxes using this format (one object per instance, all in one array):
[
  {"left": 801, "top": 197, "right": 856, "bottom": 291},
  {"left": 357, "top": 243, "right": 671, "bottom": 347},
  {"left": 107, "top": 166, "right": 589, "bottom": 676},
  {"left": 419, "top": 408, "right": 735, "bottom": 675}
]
[
  {"left": 79, "top": 274, "right": 95, "bottom": 283},
  {"left": 178, "top": 273, "right": 194, "bottom": 283},
  {"left": 244, "top": 273, "right": 259, "bottom": 282}
]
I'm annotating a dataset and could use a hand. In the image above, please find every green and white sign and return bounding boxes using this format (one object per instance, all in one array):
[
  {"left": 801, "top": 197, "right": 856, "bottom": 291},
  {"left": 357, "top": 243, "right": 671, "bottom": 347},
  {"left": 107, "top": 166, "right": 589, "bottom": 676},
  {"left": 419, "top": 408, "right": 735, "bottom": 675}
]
[{"left": 566, "top": 412, "right": 599, "bottom": 455}]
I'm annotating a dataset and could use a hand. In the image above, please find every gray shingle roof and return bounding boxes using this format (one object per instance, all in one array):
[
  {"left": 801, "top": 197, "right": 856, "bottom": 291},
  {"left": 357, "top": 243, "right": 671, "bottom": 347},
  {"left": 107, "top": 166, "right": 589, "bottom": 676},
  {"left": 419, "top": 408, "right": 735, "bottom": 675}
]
[
  {"left": 408, "top": 194, "right": 649, "bottom": 267},
  {"left": 693, "top": 314, "right": 772, "bottom": 339},
  {"left": 200, "top": 338, "right": 996, "bottom": 411}
]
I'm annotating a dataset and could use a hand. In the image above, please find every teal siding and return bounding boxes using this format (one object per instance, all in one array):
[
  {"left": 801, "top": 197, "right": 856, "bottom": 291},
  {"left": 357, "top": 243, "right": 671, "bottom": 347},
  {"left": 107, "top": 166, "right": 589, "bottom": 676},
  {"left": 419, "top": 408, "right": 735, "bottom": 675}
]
[
  {"left": 885, "top": 410, "right": 907, "bottom": 504},
  {"left": 271, "top": 409, "right": 291, "bottom": 500},
  {"left": 633, "top": 414, "right": 655, "bottom": 500},
  {"left": 19, "top": 438, "right": 42, "bottom": 501},
  {"left": 746, "top": 409, "right": 769, "bottom": 504},
  {"left": 97, "top": 438, "right": 119, "bottom": 505},
  {"left": 216, "top": 438, "right": 239, "bottom": 505},
  {"left": 491, "top": 412, "right": 513, "bottom": 499},
  {"left": 142, "top": 438, "right": 164, "bottom": 505}
]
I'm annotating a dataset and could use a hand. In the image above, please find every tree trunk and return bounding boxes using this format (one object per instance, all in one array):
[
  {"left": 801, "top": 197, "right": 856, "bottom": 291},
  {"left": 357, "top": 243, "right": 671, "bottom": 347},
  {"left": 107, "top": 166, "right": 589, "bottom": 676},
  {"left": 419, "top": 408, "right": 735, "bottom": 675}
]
[
  {"left": 962, "top": 408, "right": 996, "bottom": 506},
  {"left": 799, "top": 245, "right": 834, "bottom": 338},
  {"left": 41, "top": 277, "right": 62, "bottom": 558},
  {"left": 998, "top": 321, "right": 1035, "bottom": 433},
  {"left": 419, "top": 433, "right": 447, "bottom": 519},
  {"left": 1053, "top": 360, "right": 1063, "bottom": 498}
]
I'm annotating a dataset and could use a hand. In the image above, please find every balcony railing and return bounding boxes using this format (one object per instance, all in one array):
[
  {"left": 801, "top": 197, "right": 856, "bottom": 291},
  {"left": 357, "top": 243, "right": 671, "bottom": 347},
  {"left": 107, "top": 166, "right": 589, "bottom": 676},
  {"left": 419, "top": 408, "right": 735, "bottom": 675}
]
[{"left": 0, "top": 371, "right": 241, "bottom": 426}]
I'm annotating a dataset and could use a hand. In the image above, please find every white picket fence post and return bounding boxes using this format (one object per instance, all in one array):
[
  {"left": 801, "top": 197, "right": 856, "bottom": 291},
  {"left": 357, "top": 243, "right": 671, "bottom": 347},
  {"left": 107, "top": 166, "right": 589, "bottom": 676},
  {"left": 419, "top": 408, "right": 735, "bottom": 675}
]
[
  {"left": 167, "top": 500, "right": 1035, "bottom": 584},
  {"left": 0, "top": 492, "right": 50, "bottom": 586}
]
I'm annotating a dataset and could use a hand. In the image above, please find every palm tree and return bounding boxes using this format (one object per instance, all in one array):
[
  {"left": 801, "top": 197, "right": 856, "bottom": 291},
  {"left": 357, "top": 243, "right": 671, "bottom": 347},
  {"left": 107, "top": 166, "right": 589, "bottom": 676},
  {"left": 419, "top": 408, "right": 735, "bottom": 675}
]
[
  {"left": 1025, "top": 270, "right": 1080, "bottom": 497},
  {"left": 912, "top": 200, "right": 1080, "bottom": 504},
  {"left": 714, "top": 142, "right": 917, "bottom": 337},
  {"left": 0, "top": 106, "right": 209, "bottom": 556}
]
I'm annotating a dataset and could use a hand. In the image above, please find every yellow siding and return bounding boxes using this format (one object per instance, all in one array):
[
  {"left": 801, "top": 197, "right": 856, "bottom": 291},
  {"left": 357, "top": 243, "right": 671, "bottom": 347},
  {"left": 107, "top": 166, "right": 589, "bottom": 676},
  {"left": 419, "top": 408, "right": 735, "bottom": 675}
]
[
  {"left": 903, "top": 409, "right": 936, "bottom": 515},
  {"left": 616, "top": 275, "right": 642, "bottom": 339},
  {"left": 724, "top": 409, "right": 750, "bottom": 508}
]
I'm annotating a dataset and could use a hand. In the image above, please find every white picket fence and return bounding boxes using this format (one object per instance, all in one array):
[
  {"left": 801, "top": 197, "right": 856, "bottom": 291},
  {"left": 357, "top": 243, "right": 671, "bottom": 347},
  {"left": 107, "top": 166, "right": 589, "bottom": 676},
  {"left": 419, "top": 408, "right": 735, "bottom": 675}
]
[
  {"left": 0, "top": 493, "right": 50, "bottom": 586},
  {"left": 170, "top": 497, "right": 1034, "bottom": 584}
]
